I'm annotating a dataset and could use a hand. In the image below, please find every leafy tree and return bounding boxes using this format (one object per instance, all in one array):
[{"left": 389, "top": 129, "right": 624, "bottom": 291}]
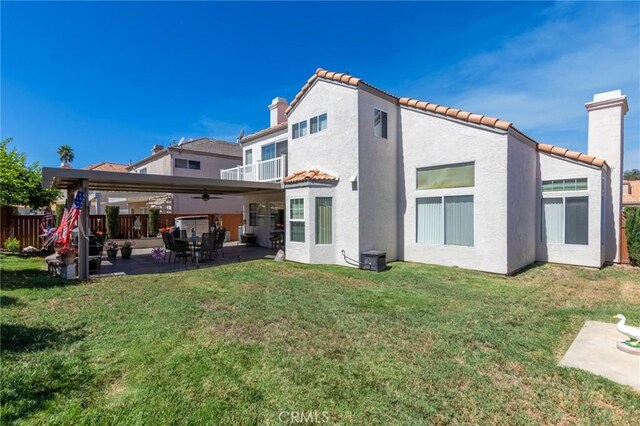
[
  {"left": 624, "top": 169, "right": 640, "bottom": 180},
  {"left": 57, "top": 144, "right": 74, "bottom": 165},
  {"left": 0, "top": 138, "right": 60, "bottom": 209}
]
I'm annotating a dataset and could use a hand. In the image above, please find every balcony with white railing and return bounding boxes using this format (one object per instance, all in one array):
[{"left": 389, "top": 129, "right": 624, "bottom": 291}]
[{"left": 220, "top": 155, "right": 286, "bottom": 183}]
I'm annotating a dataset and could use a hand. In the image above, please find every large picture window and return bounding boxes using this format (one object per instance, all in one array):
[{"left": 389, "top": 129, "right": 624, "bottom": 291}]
[
  {"left": 416, "top": 196, "right": 474, "bottom": 247},
  {"left": 417, "top": 162, "right": 475, "bottom": 190},
  {"left": 315, "top": 197, "right": 332, "bottom": 244},
  {"left": 541, "top": 196, "right": 588, "bottom": 245},
  {"left": 289, "top": 198, "right": 305, "bottom": 242}
]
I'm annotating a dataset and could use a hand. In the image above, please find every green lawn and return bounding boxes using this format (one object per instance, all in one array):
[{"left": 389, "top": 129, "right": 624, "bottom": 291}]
[{"left": 1, "top": 254, "right": 639, "bottom": 425}]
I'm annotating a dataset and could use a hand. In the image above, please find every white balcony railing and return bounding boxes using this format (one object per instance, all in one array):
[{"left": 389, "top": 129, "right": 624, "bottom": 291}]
[{"left": 220, "top": 155, "right": 286, "bottom": 183}]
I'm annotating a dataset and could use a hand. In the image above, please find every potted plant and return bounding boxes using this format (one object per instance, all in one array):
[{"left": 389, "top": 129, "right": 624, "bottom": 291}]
[
  {"left": 105, "top": 241, "right": 119, "bottom": 260},
  {"left": 120, "top": 240, "right": 134, "bottom": 259},
  {"left": 58, "top": 247, "right": 78, "bottom": 265}
]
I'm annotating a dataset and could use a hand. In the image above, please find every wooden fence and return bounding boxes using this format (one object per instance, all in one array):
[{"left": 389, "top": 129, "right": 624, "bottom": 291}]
[{"left": 0, "top": 209, "right": 243, "bottom": 249}]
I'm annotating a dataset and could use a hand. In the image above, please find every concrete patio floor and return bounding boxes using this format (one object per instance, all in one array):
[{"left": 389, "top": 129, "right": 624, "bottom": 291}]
[
  {"left": 93, "top": 243, "right": 279, "bottom": 277},
  {"left": 559, "top": 320, "right": 640, "bottom": 391}
]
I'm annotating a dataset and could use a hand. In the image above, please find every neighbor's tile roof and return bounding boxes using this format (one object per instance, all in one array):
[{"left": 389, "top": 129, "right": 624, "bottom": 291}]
[
  {"left": 240, "top": 122, "right": 287, "bottom": 144},
  {"left": 284, "top": 67, "right": 609, "bottom": 169},
  {"left": 623, "top": 180, "right": 640, "bottom": 205},
  {"left": 537, "top": 143, "right": 606, "bottom": 168},
  {"left": 176, "top": 138, "right": 242, "bottom": 157},
  {"left": 283, "top": 169, "right": 337, "bottom": 184},
  {"left": 84, "top": 162, "right": 129, "bottom": 173}
]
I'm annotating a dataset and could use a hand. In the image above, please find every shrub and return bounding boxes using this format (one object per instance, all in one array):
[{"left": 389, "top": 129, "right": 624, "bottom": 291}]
[
  {"left": 55, "top": 204, "right": 65, "bottom": 226},
  {"left": 625, "top": 206, "right": 640, "bottom": 266},
  {"left": 105, "top": 206, "right": 120, "bottom": 239},
  {"left": 148, "top": 209, "right": 160, "bottom": 237},
  {"left": 4, "top": 237, "right": 20, "bottom": 252}
]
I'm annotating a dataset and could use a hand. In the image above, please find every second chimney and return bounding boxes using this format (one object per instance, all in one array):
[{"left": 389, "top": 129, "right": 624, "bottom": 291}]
[{"left": 269, "top": 97, "right": 289, "bottom": 127}]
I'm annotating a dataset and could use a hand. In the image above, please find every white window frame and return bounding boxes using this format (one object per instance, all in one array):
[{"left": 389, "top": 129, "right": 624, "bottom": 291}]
[
  {"left": 315, "top": 197, "right": 333, "bottom": 245},
  {"left": 310, "top": 113, "right": 328, "bottom": 134},
  {"left": 289, "top": 198, "right": 305, "bottom": 243},
  {"left": 416, "top": 195, "right": 475, "bottom": 247},
  {"left": 245, "top": 149, "right": 253, "bottom": 165},
  {"left": 541, "top": 195, "right": 589, "bottom": 245}
]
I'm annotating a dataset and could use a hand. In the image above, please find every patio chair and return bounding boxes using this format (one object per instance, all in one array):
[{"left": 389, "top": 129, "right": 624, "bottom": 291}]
[
  {"left": 88, "top": 237, "right": 104, "bottom": 274},
  {"left": 196, "top": 233, "right": 216, "bottom": 261},
  {"left": 161, "top": 232, "right": 171, "bottom": 260},
  {"left": 166, "top": 233, "right": 191, "bottom": 262},
  {"left": 213, "top": 228, "right": 226, "bottom": 257}
]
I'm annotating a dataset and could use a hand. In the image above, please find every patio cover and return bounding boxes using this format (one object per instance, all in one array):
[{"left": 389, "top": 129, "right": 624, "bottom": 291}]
[{"left": 42, "top": 167, "right": 283, "bottom": 280}]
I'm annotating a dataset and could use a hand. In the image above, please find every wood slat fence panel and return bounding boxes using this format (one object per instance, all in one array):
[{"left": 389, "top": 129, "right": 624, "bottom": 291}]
[{"left": 0, "top": 210, "right": 243, "bottom": 248}]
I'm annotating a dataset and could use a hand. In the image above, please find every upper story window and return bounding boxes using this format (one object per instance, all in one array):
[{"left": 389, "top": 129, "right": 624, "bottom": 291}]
[
  {"left": 139, "top": 168, "right": 147, "bottom": 174},
  {"left": 245, "top": 149, "right": 253, "bottom": 165},
  {"left": 292, "top": 120, "right": 308, "bottom": 139},
  {"left": 175, "top": 159, "right": 201, "bottom": 170},
  {"left": 261, "top": 141, "right": 287, "bottom": 161},
  {"left": 417, "top": 162, "right": 475, "bottom": 190},
  {"left": 542, "top": 178, "right": 588, "bottom": 192},
  {"left": 374, "top": 109, "right": 388, "bottom": 139},
  {"left": 310, "top": 113, "right": 328, "bottom": 134}
]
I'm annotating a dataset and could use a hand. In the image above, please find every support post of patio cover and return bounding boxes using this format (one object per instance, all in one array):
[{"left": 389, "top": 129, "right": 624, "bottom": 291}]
[{"left": 78, "top": 179, "right": 90, "bottom": 280}]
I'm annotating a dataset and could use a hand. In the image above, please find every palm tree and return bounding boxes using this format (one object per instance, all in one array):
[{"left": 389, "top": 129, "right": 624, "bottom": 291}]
[{"left": 57, "top": 145, "right": 74, "bottom": 168}]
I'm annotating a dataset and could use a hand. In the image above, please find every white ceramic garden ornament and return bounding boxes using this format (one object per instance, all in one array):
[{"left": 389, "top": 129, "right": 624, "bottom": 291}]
[{"left": 613, "top": 314, "right": 640, "bottom": 344}]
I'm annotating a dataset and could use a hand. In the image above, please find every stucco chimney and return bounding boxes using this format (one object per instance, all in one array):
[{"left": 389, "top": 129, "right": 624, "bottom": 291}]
[
  {"left": 151, "top": 144, "right": 164, "bottom": 155},
  {"left": 269, "top": 97, "right": 288, "bottom": 127},
  {"left": 585, "top": 89, "right": 628, "bottom": 263}
]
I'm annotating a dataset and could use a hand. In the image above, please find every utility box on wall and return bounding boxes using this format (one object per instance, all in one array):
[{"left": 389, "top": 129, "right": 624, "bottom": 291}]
[{"left": 360, "top": 251, "right": 387, "bottom": 272}]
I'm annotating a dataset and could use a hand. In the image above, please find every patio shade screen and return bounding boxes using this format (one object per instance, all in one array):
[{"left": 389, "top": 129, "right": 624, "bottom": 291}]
[
  {"left": 565, "top": 197, "right": 588, "bottom": 245},
  {"left": 542, "top": 198, "right": 563, "bottom": 243},
  {"left": 315, "top": 197, "right": 332, "bottom": 244},
  {"left": 444, "top": 195, "right": 474, "bottom": 247},
  {"left": 416, "top": 197, "right": 443, "bottom": 244},
  {"left": 417, "top": 162, "right": 475, "bottom": 190}
]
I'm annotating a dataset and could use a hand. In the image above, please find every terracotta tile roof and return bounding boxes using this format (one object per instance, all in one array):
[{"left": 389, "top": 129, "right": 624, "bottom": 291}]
[
  {"left": 623, "top": 180, "right": 640, "bottom": 205},
  {"left": 285, "top": 67, "right": 609, "bottom": 169},
  {"left": 84, "top": 162, "right": 129, "bottom": 173},
  {"left": 283, "top": 169, "right": 337, "bottom": 184},
  {"left": 398, "top": 97, "right": 513, "bottom": 131},
  {"left": 285, "top": 68, "right": 397, "bottom": 115},
  {"left": 537, "top": 143, "right": 607, "bottom": 168},
  {"left": 240, "top": 122, "right": 287, "bottom": 144}
]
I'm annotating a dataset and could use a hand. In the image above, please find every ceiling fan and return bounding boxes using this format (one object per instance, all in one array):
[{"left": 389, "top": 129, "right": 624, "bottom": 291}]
[{"left": 191, "top": 189, "right": 222, "bottom": 202}]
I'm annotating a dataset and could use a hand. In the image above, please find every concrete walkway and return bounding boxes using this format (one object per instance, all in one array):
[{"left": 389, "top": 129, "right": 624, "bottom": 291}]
[
  {"left": 559, "top": 321, "right": 640, "bottom": 390},
  {"left": 93, "top": 244, "right": 278, "bottom": 277}
]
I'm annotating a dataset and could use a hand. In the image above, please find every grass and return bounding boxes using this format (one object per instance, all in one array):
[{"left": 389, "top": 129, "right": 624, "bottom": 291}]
[{"left": 1, "top": 254, "right": 639, "bottom": 425}]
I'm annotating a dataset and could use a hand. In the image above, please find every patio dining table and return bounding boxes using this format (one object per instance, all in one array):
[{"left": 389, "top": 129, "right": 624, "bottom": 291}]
[{"left": 175, "top": 237, "right": 201, "bottom": 264}]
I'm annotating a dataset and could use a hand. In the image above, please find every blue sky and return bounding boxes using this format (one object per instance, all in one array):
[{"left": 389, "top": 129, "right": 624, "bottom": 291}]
[{"left": 2, "top": 1, "right": 639, "bottom": 169}]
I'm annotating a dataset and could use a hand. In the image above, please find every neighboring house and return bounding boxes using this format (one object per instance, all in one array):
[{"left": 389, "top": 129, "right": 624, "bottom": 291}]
[
  {"left": 623, "top": 180, "right": 640, "bottom": 206},
  {"left": 221, "top": 68, "right": 629, "bottom": 274},
  {"left": 127, "top": 138, "right": 244, "bottom": 214}
]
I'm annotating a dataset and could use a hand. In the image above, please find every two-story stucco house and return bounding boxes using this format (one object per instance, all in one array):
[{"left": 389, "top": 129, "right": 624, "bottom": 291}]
[
  {"left": 220, "top": 68, "right": 628, "bottom": 274},
  {"left": 127, "top": 138, "right": 244, "bottom": 214}
]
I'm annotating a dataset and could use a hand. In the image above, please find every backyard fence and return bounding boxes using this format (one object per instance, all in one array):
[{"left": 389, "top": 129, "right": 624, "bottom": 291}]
[{"left": 0, "top": 208, "right": 243, "bottom": 248}]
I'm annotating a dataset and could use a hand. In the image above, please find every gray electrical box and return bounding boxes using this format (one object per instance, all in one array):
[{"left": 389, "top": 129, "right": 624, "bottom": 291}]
[{"left": 360, "top": 251, "right": 387, "bottom": 272}]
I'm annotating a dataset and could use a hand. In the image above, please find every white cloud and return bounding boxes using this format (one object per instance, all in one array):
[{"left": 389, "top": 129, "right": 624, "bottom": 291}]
[{"left": 403, "top": 3, "right": 639, "bottom": 164}]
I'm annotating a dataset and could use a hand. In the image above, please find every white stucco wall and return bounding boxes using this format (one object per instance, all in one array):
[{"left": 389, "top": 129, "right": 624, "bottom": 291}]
[
  {"left": 241, "top": 129, "right": 288, "bottom": 164},
  {"left": 506, "top": 133, "right": 538, "bottom": 273},
  {"left": 586, "top": 92, "right": 627, "bottom": 263},
  {"left": 399, "top": 108, "right": 511, "bottom": 274},
  {"left": 536, "top": 153, "right": 604, "bottom": 267},
  {"left": 357, "top": 88, "right": 399, "bottom": 261},
  {"left": 285, "top": 79, "right": 361, "bottom": 266},
  {"left": 131, "top": 153, "right": 171, "bottom": 175}
]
